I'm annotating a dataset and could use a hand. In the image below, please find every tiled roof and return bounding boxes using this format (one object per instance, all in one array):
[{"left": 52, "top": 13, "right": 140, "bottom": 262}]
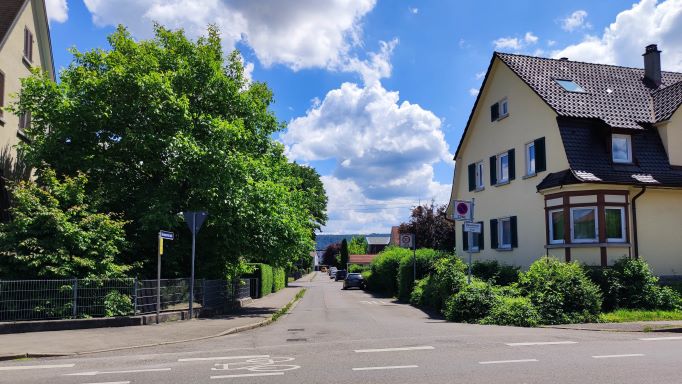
[
  {"left": 349, "top": 254, "right": 376, "bottom": 265},
  {"left": 536, "top": 170, "right": 580, "bottom": 191},
  {"left": 497, "top": 53, "right": 682, "bottom": 129},
  {"left": 366, "top": 236, "right": 390, "bottom": 245},
  {"left": 0, "top": 0, "right": 25, "bottom": 45}
]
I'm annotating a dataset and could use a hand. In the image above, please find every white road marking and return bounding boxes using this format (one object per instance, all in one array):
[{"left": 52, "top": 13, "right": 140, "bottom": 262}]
[
  {"left": 82, "top": 382, "right": 130, "bottom": 384},
  {"left": 355, "top": 346, "right": 434, "bottom": 353},
  {"left": 506, "top": 341, "right": 578, "bottom": 346},
  {"left": 352, "top": 365, "right": 418, "bottom": 371},
  {"left": 639, "top": 336, "right": 682, "bottom": 341},
  {"left": 592, "top": 354, "right": 645, "bottom": 359},
  {"left": 211, "top": 372, "right": 284, "bottom": 379},
  {"left": 0, "top": 364, "right": 75, "bottom": 371},
  {"left": 66, "top": 368, "right": 171, "bottom": 376},
  {"left": 359, "top": 300, "right": 387, "bottom": 305},
  {"left": 479, "top": 359, "right": 538, "bottom": 365},
  {"left": 178, "top": 355, "right": 269, "bottom": 362}
]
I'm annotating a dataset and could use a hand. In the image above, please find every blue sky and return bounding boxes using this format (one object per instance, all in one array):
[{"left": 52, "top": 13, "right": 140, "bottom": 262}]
[{"left": 44, "top": 0, "right": 682, "bottom": 234}]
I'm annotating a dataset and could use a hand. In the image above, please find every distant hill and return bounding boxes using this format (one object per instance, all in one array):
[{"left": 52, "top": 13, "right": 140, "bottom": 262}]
[{"left": 315, "top": 233, "right": 390, "bottom": 250}]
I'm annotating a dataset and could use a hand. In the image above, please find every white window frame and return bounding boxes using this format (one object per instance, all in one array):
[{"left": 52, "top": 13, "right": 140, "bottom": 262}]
[
  {"left": 525, "top": 141, "right": 536, "bottom": 176},
  {"left": 499, "top": 98, "right": 509, "bottom": 118},
  {"left": 570, "top": 206, "right": 598, "bottom": 243},
  {"left": 475, "top": 161, "right": 484, "bottom": 189},
  {"left": 605, "top": 206, "right": 626, "bottom": 243},
  {"left": 497, "top": 152, "right": 509, "bottom": 184},
  {"left": 612, "top": 134, "right": 632, "bottom": 164},
  {"left": 498, "top": 217, "right": 512, "bottom": 249},
  {"left": 548, "top": 209, "right": 565, "bottom": 244}
]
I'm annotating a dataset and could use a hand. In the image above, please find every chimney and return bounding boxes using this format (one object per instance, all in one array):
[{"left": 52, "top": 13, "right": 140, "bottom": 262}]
[{"left": 643, "top": 44, "right": 662, "bottom": 88}]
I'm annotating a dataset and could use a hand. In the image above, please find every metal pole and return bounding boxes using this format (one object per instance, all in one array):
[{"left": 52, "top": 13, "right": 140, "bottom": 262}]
[
  {"left": 189, "top": 212, "right": 196, "bottom": 319},
  {"left": 156, "top": 235, "right": 161, "bottom": 324},
  {"left": 467, "top": 198, "right": 476, "bottom": 284},
  {"left": 72, "top": 278, "right": 78, "bottom": 318},
  {"left": 412, "top": 240, "right": 416, "bottom": 283},
  {"left": 133, "top": 278, "right": 138, "bottom": 315}
]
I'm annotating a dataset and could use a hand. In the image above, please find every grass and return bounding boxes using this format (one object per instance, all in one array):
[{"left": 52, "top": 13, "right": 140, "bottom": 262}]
[
  {"left": 287, "top": 277, "right": 295, "bottom": 283},
  {"left": 271, "top": 288, "right": 306, "bottom": 322},
  {"left": 598, "top": 309, "right": 682, "bottom": 323}
]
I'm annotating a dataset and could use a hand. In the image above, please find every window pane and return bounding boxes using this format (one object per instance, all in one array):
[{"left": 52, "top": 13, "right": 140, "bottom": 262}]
[
  {"left": 612, "top": 136, "right": 630, "bottom": 162},
  {"left": 573, "top": 208, "right": 596, "bottom": 240},
  {"left": 471, "top": 232, "right": 479, "bottom": 249},
  {"left": 606, "top": 208, "right": 623, "bottom": 240},
  {"left": 500, "top": 155, "right": 508, "bottom": 181},
  {"left": 501, "top": 219, "right": 511, "bottom": 246},
  {"left": 476, "top": 162, "right": 483, "bottom": 187},
  {"left": 551, "top": 211, "right": 564, "bottom": 241},
  {"left": 527, "top": 144, "right": 535, "bottom": 174}
]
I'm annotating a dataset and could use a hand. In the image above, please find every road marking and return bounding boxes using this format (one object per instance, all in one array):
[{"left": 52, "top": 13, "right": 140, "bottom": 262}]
[
  {"left": 0, "top": 364, "right": 75, "bottom": 371},
  {"left": 355, "top": 346, "right": 434, "bottom": 353},
  {"left": 82, "top": 382, "right": 130, "bottom": 384},
  {"left": 479, "top": 359, "right": 538, "bottom": 365},
  {"left": 211, "top": 372, "right": 284, "bottom": 379},
  {"left": 352, "top": 365, "right": 418, "bottom": 371},
  {"left": 506, "top": 341, "right": 578, "bottom": 346},
  {"left": 592, "top": 354, "right": 645, "bottom": 359},
  {"left": 359, "top": 300, "right": 387, "bottom": 305},
  {"left": 66, "top": 368, "right": 171, "bottom": 376},
  {"left": 178, "top": 355, "right": 269, "bottom": 362},
  {"left": 639, "top": 336, "right": 682, "bottom": 341}
]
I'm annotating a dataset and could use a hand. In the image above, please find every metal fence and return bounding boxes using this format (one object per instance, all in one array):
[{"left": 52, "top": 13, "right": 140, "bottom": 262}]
[{"left": 0, "top": 277, "right": 258, "bottom": 322}]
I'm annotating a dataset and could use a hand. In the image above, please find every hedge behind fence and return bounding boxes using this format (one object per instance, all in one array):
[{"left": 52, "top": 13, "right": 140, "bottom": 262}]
[
  {"left": 273, "top": 267, "right": 286, "bottom": 292},
  {"left": 248, "top": 263, "right": 273, "bottom": 298}
]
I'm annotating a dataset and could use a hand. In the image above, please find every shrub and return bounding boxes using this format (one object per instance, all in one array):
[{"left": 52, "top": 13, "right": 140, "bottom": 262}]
[
  {"left": 410, "top": 276, "right": 430, "bottom": 306},
  {"left": 471, "top": 260, "right": 520, "bottom": 286},
  {"left": 348, "top": 264, "right": 368, "bottom": 273},
  {"left": 426, "top": 256, "right": 468, "bottom": 311},
  {"left": 248, "top": 263, "right": 273, "bottom": 297},
  {"left": 361, "top": 270, "right": 374, "bottom": 291},
  {"left": 397, "top": 248, "right": 442, "bottom": 301},
  {"left": 605, "top": 257, "right": 681, "bottom": 311},
  {"left": 272, "top": 267, "right": 286, "bottom": 292},
  {"left": 104, "top": 290, "right": 134, "bottom": 317},
  {"left": 481, "top": 296, "right": 540, "bottom": 327},
  {"left": 444, "top": 280, "right": 500, "bottom": 323},
  {"left": 368, "top": 247, "right": 407, "bottom": 296},
  {"left": 518, "top": 257, "right": 601, "bottom": 324}
]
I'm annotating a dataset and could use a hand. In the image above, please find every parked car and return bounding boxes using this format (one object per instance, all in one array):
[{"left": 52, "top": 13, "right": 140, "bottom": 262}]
[
  {"left": 342, "top": 273, "right": 365, "bottom": 290},
  {"left": 335, "top": 270, "right": 347, "bottom": 281},
  {"left": 329, "top": 267, "right": 337, "bottom": 279}
]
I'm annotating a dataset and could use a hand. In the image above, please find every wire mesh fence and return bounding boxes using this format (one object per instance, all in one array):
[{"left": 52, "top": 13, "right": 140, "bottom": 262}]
[{"left": 0, "top": 277, "right": 258, "bottom": 322}]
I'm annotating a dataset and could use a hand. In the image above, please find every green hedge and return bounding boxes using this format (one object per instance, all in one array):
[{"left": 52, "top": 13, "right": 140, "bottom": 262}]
[
  {"left": 367, "top": 247, "right": 406, "bottom": 296},
  {"left": 248, "top": 263, "right": 273, "bottom": 298},
  {"left": 397, "top": 248, "right": 442, "bottom": 301},
  {"left": 273, "top": 267, "right": 286, "bottom": 292},
  {"left": 471, "top": 260, "right": 520, "bottom": 286},
  {"left": 444, "top": 279, "right": 499, "bottom": 323}
]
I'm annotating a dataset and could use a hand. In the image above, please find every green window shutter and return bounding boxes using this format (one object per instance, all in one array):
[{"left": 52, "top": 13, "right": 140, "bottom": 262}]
[
  {"left": 489, "top": 156, "right": 497, "bottom": 185},
  {"left": 478, "top": 221, "right": 484, "bottom": 251},
  {"left": 462, "top": 224, "right": 469, "bottom": 251},
  {"left": 508, "top": 148, "right": 516, "bottom": 180},
  {"left": 511, "top": 216, "right": 518, "bottom": 248},
  {"left": 535, "top": 137, "right": 546, "bottom": 172},
  {"left": 490, "top": 219, "right": 498, "bottom": 249},
  {"left": 468, "top": 163, "right": 476, "bottom": 191},
  {"left": 491, "top": 103, "right": 499, "bottom": 121}
]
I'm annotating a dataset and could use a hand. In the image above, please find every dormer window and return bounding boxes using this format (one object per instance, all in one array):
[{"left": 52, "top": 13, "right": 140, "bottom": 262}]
[
  {"left": 612, "top": 134, "right": 632, "bottom": 163},
  {"left": 555, "top": 79, "right": 585, "bottom": 93},
  {"left": 490, "top": 98, "right": 509, "bottom": 121}
]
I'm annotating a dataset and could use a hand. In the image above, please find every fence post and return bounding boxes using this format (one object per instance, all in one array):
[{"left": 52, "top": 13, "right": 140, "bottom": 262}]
[
  {"left": 201, "top": 279, "right": 206, "bottom": 308},
  {"left": 72, "top": 278, "right": 78, "bottom": 318},
  {"left": 133, "top": 278, "right": 138, "bottom": 315}
]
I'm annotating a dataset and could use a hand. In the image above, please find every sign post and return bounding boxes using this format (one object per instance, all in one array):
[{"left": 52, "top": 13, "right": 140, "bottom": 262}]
[
  {"left": 399, "top": 233, "right": 416, "bottom": 283},
  {"left": 183, "top": 211, "right": 207, "bottom": 319},
  {"left": 157, "top": 230, "right": 174, "bottom": 324},
  {"left": 453, "top": 198, "right": 475, "bottom": 284}
]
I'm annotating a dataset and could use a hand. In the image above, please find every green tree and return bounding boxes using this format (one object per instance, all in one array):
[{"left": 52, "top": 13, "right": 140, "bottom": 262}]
[
  {"left": 348, "top": 236, "right": 368, "bottom": 255},
  {"left": 12, "top": 25, "right": 325, "bottom": 277},
  {"left": 340, "top": 239, "right": 349, "bottom": 269},
  {"left": 0, "top": 168, "right": 131, "bottom": 279},
  {"left": 398, "top": 203, "right": 456, "bottom": 251}
]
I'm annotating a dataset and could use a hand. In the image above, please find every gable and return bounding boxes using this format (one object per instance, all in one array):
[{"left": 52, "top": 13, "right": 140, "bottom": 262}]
[{"left": 0, "top": 0, "right": 25, "bottom": 47}]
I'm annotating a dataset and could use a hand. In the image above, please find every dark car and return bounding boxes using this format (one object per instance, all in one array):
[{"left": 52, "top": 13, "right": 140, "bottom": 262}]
[
  {"left": 334, "top": 270, "right": 347, "bottom": 281},
  {"left": 342, "top": 273, "right": 365, "bottom": 289}
]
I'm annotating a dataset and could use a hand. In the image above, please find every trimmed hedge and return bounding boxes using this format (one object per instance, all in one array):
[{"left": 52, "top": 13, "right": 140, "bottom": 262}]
[
  {"left": 367, "top": 246, "right": 405, "bottom": 296},
  {"left": 481, "top": 296, "right": 540, "bottom": 327},
  {"left": 471, "top": 260, "right": 520, "bottom": 286},
  {"left": 397, "top": 248, "right": 442, "bottom": 301},
  {"left": 273, "top": 267, "right": 286, "bottom": 292},
  {"left": 249, "top": 263, "right": 273, "bottom": 298},
  {"left": 444, "top": 279, "right": 499, "bottom": 323}
]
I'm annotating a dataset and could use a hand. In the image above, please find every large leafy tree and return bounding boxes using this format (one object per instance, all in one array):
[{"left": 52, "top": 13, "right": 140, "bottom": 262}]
[
  {"left": 13, "top": 25, "right": 326, "bottom": 277},
  {"left": 348, "top": 236, "right": 368, "bottom": 255},
  {"left": 398, "top": 203, "right": 456, "bottom": 251}
]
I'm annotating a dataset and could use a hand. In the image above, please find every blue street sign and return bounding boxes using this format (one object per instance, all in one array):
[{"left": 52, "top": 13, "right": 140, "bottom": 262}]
[
  {"left": 159, "top": 230, "right": 174, "bottom": 240},
  {"left": 183, "top": 211, "right": 208, "bottom": 235}
]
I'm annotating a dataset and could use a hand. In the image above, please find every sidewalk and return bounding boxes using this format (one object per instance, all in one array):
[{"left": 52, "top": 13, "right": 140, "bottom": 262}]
[
  {"left": 0, "top": 273, "right": 314, "bottom": 360},
  {"left": 544, "top": 320, "right": 682, "bottom": 333}
]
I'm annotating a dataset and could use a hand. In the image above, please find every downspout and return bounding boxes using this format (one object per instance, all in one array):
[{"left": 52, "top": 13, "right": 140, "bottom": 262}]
[{"left": 631, "top": 186, "right": 647, "bottom": 259}]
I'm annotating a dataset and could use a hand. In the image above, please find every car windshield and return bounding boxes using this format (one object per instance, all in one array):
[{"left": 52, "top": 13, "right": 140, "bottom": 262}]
[{"left": 347, "top": 274, "right": 362, "bottom": 280}]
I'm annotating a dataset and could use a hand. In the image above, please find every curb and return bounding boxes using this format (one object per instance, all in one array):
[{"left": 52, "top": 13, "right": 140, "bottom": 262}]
[
  {"left": 0, "top": 287, "right": 306, "bottom": 361},
  {"left": 542, "top": 325, "right": 682, "bottom": 333}
]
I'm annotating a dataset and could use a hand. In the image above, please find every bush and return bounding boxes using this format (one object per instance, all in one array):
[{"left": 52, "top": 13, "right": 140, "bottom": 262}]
[
  {"left": 481, "top": 296, "right": 540, "bottom": 327},
  {"left": 426, "top": 256, "right": 468, "bottom": 311},
  {"left": 272, "top": 267, "right": 286, "bottom": 292},
  {"left": 361, "top": 270, "right": 374, "bottom": 291},
  {"left": 367, "top": 247, "right": 407, "bottom": 296},
  {"left": 248, "top": 263, "right": 273, "bottom": 297},
  {"left": 604, "top": 257, "right": 681, "bottom": 311},
  {"left": 410, "top": 276, "right": 430, "bottom": 306},
  {"left": 471, "top": 260, "right": 520, "bottom": 286},
  {"left": 348, "top": 264, "right": 368, "bottom": 273},
  {"left": 104, "top": 290, "right": 134, "bottom": 317},
  {"left": 517, "top": 257, "right": 602, "bottom": 324},
  {"left": 397, "top": 248, "right": 442, "bottom": 301},
  {"left": 444, "top": 280, "right": 500, "bottom": 323}
]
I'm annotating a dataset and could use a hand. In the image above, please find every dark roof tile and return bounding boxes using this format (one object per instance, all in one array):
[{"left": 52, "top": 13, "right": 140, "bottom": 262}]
[{"left": 0, "top": 0, "right": 25, "bottom": 45}]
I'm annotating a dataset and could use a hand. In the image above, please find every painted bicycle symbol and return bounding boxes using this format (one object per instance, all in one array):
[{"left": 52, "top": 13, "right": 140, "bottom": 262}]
[{"left": 212, "top": 356, "right": 300, "bottom": 372}]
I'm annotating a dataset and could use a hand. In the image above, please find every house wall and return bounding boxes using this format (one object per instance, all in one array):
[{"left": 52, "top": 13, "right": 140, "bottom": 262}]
[
  {"left": 449, "top": 58, "right": 569, "bottom": 269},
  {"left": 657, "top": 107, "right": 682, "bottom": 167},
  {"left": 634, "top": 188, "right": 682, "bottom": 276}
]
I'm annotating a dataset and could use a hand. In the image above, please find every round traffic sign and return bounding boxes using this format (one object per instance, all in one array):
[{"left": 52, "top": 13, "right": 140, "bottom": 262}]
[{"left": 456, "top": 202, "right": 469, "bottom": 215}]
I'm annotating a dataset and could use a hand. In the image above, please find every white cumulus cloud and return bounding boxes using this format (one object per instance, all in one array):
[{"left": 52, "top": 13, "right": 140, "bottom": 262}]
[
  {"left": 524, "top": 32, "right": 539, "bottom": 44},
  {"left": 552, "top": 0, "right": 682, "bottom": 71},
  {"left": 493, "top": 37, "right": 522, "bottom": 50},
  {"left": 469, "top": 88, "right": 479, "bottom": 96},
  {"left": 561, "top": 10, "right": 590, "bottom": 32},
  {"left": 340, "top": 39, "right": 398, "bottom": 85},
  {"left": 45, "top": 0, "right": 68, "bottom": 23}
]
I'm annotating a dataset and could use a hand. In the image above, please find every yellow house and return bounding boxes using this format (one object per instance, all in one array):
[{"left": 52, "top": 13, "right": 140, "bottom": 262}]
[
  {"left": 447, "top": 45, "right": 682, "bottom": 276},
  {"left": 0, "top": 0, "right": 54, "bottom": 216}
]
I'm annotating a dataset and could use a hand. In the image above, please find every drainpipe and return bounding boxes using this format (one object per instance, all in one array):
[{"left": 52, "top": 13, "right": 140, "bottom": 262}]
[{"left": 631, "top": 186, "right": 647, "bottom": 259}]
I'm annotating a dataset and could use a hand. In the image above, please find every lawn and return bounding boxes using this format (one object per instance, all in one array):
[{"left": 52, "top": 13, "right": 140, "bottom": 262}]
[{"left": 598, "top": 309, "right": 682, "bottom": 323}]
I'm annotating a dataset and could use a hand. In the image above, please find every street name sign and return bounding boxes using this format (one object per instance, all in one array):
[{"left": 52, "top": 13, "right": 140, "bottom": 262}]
[
  {"left": 464, "top": 222, "right": 481, "bottom": 233},
  {"left": 159, "top": 230, "right": 174, "bottom": 240}
]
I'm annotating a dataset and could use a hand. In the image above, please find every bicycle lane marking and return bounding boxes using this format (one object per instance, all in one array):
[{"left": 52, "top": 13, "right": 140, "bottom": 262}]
[{"left": 179, "top": 355, "right": 302, "bottom": 379}]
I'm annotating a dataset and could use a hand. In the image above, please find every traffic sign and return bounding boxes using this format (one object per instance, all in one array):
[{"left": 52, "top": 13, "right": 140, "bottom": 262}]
[
  {"left": 453, "top": 200, "right": 472, "bottom": 221},
  {"left": 463, "top": 222, "right": 481, "bottom": 233},
  {"left": 183, "top": 211, "right": 208, "bottom": 235},
  {"left": 399, "top": 233, "right": 415, "bottom": 249},
  {"left": 159, "top": 230, "right": 174, "bottom": 240}
]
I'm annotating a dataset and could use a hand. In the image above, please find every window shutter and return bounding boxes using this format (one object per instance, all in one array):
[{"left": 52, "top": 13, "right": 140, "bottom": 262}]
[
  {"left": 490, "top": 103, "right": 499, "bottom": 121},
  {"left": 490, "top": 219, "right": 498, "bottom": 249},
  {"left": 28, "top": 30, "right": 33, "bottom": 62},
  {"left": 478, "top": 221, "right": 484, "bottom": 250},
  {"left": 462, "top": 224, "right": 468, "bottom": 251},
  {"left": 508, "top": 148, "right": 515, "bottom": 180},
  {"left": 534, "top": 137, "right": 546, "bottom": 172},
  {"left": 468, "top": 163, "right": 475, "bottom": 191},
  {"left": 510, "top": 216, "right": 518, "bottom": 248},
  {"left": 489, "top": 156, "right": 497, "bottom": 185},
  {"left": 23, "top": 28, "right": 28, "bottom": 58},
  {"left": 0, "top": 71, "right": 4, "bottom": 117}
]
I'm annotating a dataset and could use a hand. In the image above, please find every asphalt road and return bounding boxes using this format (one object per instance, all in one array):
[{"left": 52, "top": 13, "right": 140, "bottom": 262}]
[{"left": 3, "top": 272, "right": 682, "bottom": 384}]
